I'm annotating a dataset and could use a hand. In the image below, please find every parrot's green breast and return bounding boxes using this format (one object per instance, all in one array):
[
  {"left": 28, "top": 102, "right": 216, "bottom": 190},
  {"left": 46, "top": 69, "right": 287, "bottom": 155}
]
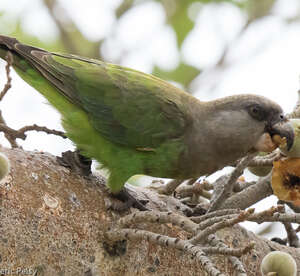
[{"left": 14, "top": 57, "right": 185, "bottom": 193}]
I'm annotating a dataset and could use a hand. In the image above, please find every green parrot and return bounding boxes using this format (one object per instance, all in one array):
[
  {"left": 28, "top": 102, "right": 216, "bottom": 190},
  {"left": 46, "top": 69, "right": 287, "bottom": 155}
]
[{"left": 0, "top": 35, "right": 294, "bottom": 208}]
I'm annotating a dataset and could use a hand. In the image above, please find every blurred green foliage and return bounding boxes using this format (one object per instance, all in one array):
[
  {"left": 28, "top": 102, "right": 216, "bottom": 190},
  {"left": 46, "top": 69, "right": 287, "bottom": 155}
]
[
  {"left": 153, "top": 62, "right": 200, "bottom": 88},
  {"left": 0, "top": 0, "right": 278, "bottom": 90},
  {"left": 163, "top": 0, "right": 195, "bottom": 47}
]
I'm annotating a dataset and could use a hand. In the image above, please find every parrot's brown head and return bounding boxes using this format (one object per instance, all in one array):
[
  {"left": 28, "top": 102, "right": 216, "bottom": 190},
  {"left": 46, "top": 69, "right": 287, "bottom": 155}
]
[
  {"left": 176, "top": 94, "right": 294, "bottom": 177},
  {"left": 209, "top": 94, "right": 294, "bottom": 155},
  {"left": 231, "top": 94, "right": 294, "bottom": 152}
]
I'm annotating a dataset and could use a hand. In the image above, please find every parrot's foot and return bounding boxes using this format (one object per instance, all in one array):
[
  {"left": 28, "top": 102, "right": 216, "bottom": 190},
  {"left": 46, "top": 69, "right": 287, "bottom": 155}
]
[
  {"left": 57, "top": 150, "right": 92, "bottom": 176},
  {"left": 106, "top": 189, "right": 149, "bottom": 212}
]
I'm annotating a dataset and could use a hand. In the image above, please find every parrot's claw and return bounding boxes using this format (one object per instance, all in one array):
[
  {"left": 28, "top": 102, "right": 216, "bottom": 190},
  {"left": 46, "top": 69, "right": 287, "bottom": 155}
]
[
  {"left": 57, "top": 150, "right": 92, "bottom": 176},
  {"left": 106, "top": 188, "right": 149, "bottom": 212}
]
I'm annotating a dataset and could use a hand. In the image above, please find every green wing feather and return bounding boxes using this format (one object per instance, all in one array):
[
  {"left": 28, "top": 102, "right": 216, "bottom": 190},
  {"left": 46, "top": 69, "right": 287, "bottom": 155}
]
[{"left": 8, "top": 41, "right": 188, "bottom": 149}]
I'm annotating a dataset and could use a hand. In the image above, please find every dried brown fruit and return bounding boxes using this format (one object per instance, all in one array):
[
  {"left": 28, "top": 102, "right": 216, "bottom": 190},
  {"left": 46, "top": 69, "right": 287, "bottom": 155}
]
[{"left": 272, "top": 158, "right": 300, "bottom": 205}]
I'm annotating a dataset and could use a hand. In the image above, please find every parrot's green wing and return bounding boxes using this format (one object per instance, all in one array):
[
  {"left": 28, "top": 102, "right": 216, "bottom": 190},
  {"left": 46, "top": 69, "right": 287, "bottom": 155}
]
[{"left": 12, "top": 43, "right": 189, "bottom": 149}]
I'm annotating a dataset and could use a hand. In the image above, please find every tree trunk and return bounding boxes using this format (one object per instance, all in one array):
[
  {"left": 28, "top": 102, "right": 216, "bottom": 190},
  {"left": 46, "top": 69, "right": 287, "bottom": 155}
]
[{"left": 0, "top": 146, "right": 299, "bottom": 276}]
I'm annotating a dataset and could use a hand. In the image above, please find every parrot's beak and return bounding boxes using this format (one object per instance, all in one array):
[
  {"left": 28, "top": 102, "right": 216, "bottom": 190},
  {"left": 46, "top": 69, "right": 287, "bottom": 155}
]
[{"left": 267, "top": 120, "right": 294, "bottom": 151}]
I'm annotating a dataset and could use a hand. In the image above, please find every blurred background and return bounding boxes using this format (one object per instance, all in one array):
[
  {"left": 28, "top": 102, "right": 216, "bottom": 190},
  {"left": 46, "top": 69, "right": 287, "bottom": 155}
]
[{"left": 0, "top": 0, "right": 300, "bottom": 238}]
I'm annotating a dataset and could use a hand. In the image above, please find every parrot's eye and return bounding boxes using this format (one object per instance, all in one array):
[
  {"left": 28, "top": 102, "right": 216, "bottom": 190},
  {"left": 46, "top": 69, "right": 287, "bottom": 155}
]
[
  {"left": 248, "top": 105, "right": 265, "bottom": 121},
  {"left": 251, "top": 106, "right": 259, "bottom": 114}
]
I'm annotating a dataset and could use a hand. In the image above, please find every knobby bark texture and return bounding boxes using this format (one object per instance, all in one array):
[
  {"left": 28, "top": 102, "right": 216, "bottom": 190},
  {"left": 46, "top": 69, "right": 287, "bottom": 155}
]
[{"left": 0, "top": 146, "right": 300, "bottom": 276}]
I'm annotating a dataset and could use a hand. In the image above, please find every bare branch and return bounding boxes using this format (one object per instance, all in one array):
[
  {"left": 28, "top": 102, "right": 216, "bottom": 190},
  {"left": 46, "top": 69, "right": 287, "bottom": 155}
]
[
  {"left": 189, "top": 209, "right": 255, "bottom": 245},
  {"left": 233, "top": 180, "right": 256, "bottom": 193},
  {"left": 0, "top": 111, "right": 18, "bottom": 148},
  {"left": 209, "top": 153, "right": 257, "bottom": 212},
  {"left": 201, "top": 242, "right": 254, "bottom": 257},
  {"left": 43, "top": 0, "right": 102, "bottom": 58},
  {"left": 19, "top": 124, "right": 66, "bottom": 139},
  {"left": 247, "top": 205, "right": 284, "bottom": 223},
  {"left": 118, "top": 210, "right": 197, "bottom": 234},
  {"left": 106, "top": 228, "right": 226, "bottom": 276},
  {"left": 115, "top": 0, "right": 134, "bottom": 18},
  {"left": 246, "top": 205, "right": 300, "bottom": 225},
  {"left": 0, "top": 108, "right": 66, "bottom": 149},
  {"left": 283, "top": 222, "right": 300, "bottom": 248},
  {"left": 0, "top": 54, "right": 19, "bottom": 147},
  {"left": 276, "top": 203, "right": 300, "bottom": 248},
  {"left": 0, "top": 52, "right": 13, "bottom": 101},
  {"left": 220, "top": 173, "right": 273, "bottom": 210},
  {"left": 150, "top": 178, "right": 184, "bottom": 195},
  {"left": 176, "top": 179, "right": 212, "bottom": 200},
  {"left": 195, "top": 214, "right": 237, "bottom": 232},
  {"left": 190, "top": 209, "right": 241, "bottom": 224},
  {"left": 208, "top": 235, "right": 247, "bottom": 276},
  {"left": 249, "top": 212, "right": 300, "bottom": 223}
]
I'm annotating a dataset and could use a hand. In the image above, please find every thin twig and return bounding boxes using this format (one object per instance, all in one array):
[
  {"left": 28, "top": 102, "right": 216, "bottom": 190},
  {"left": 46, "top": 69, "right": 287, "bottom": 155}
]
[
  {"left": 283, "top": 222, "right": 300, "bottom": 248},
  {"left": 208, "top": 234, "right": 248, "bottom": 276},
  {"left": 43, "top": 0, "right": 81, "bottom": 54},
  {"left": 0, "top": 122, "right": 66, "bottom": 145},
  {"left": 0, "top": 53, "right": 19, "bottom": 147},
  {"left": 176, "top": 180, "right": 212, "bottom": 199},
  {"left": 19, "top": 124, "right": 66, "bottom": 139},
  {"left": 247, "top": 205, "right": 300, "bottom": 224},
  {"left": 151, "top": 179, "right": 184, "bottom": 195},
  {"left": 200, "top": 242, "right": 254, "bottom": 257},
  {"left": 209, "top": 153, "right": 257, "bottom": 212},
  {"left": 43, "top": 0, "right": 102, "bottom": 58},
  {"left": 276, "top": 202, "right": 300, "bottom": 248},
  {"left": 195, "top": 214, "right": 237, "bottom": 232},
  {"left": 0, "top": 52, "right": 13, "bottom": 101},
  {"left": 249, "top": 212, "right": 300, "bottom": 223},
  {"left": 189, "top": 209, "right": 255, "bottom": 245},
  {"left": 115, "top": 0, "right": 134, "bottom": 18},
  {"left": 247, "top": 205, "right": 284, "bottom": 223},
  {"left": 190, "top": 209, "right": 241, "bottom": 224},
  {"left": 233, "top": 180, "right": 256, "bottom": 193},
  {"left": 224, "top": 153, "right": 257, "bottom": 193},
  {"left": 0, "top": 111, "right": 18, "bottom": 148}
]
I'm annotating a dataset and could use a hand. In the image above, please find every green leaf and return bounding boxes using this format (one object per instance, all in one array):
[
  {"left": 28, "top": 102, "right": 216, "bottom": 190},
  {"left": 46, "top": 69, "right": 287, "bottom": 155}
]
[
  {"left": 162, "top": 0, "right": 195, "bottom": 47},
  {"left": 160, "top": 0, "right": 244, "bottom": 48},
  {"left": 245, "top": 0, "right": 276, "bottom": 21},
  {"left": 153, "top": 62, "right": 201, "bottom": 89}
]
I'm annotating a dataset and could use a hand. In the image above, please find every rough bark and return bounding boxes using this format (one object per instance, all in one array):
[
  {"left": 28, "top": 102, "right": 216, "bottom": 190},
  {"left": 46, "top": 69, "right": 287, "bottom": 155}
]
[{"left": 0, "top": 146, "right": 299, "bottom": 276}]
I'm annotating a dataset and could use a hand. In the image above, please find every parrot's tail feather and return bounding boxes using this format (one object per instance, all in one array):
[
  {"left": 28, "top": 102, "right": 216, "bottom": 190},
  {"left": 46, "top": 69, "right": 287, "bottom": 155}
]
[
  {"left": 0, "top": 35, "right": 80, "bottom": 106},
  {"left": 0, "top": 35, "right": 18, "bottom": 50},
  {"left": 0, "top": 35, "right": 18, "bottom": 60},
  {"left": 0, "top": 35, "right": 46, "bottom": 58},
  {"left": 0, "top": 35, "right": 45, "bottom": 69}
]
